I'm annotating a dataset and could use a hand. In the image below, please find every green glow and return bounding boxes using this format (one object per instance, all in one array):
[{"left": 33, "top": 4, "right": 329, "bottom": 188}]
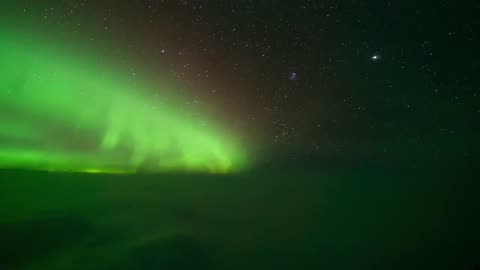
[{"left": 0, "top": 28, "right": 249, "bottom": 173}]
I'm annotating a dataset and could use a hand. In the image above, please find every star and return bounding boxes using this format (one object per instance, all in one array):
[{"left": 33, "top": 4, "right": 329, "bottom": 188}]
[
  {"left": 371, "top": 53, "right": 381, "bottom": 61},
  {"left": 289, "top": 72, "right": 297, "bottom": 80}
]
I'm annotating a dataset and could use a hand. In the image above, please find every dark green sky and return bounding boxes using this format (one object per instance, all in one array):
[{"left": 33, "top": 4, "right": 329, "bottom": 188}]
[{"left": 1, "top": 0, "right": 478, "bottom": 168}]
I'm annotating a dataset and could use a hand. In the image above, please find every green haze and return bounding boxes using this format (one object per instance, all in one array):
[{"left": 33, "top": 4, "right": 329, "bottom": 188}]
[{"left": 0, "top": 28, "right": 250, "bottom": 173}]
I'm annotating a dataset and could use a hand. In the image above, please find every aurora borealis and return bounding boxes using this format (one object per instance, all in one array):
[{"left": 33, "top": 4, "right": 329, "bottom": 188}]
[
  {"left": 1, "top": 1, "right": 479, "bottom": 270},
  {"left": 0, "top": 27, "right": 249, "bottom": 173}
]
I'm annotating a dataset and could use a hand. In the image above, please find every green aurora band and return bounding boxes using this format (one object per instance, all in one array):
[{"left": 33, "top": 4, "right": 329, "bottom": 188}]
[{"left": 0, "top": 28, "right": 250, "bottom": 173}]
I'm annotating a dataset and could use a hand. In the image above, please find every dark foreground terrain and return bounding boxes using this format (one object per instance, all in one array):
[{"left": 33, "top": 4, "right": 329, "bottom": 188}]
[{"left": 0, "top": 167, "right": 479, "bottom": 270}]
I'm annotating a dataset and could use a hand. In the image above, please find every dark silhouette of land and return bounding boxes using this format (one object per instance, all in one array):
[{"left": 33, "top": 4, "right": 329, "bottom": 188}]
[{"left": 0, "top": 166, "right": 478, "bottom": 269}]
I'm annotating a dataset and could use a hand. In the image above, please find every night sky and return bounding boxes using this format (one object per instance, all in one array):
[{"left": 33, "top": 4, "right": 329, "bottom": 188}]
[
  {"left": 1, "top": 1, "right": 480, "bottom": 270},
  {"left": 1, "top": 0, "right": 479, "bottom": 170}
]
